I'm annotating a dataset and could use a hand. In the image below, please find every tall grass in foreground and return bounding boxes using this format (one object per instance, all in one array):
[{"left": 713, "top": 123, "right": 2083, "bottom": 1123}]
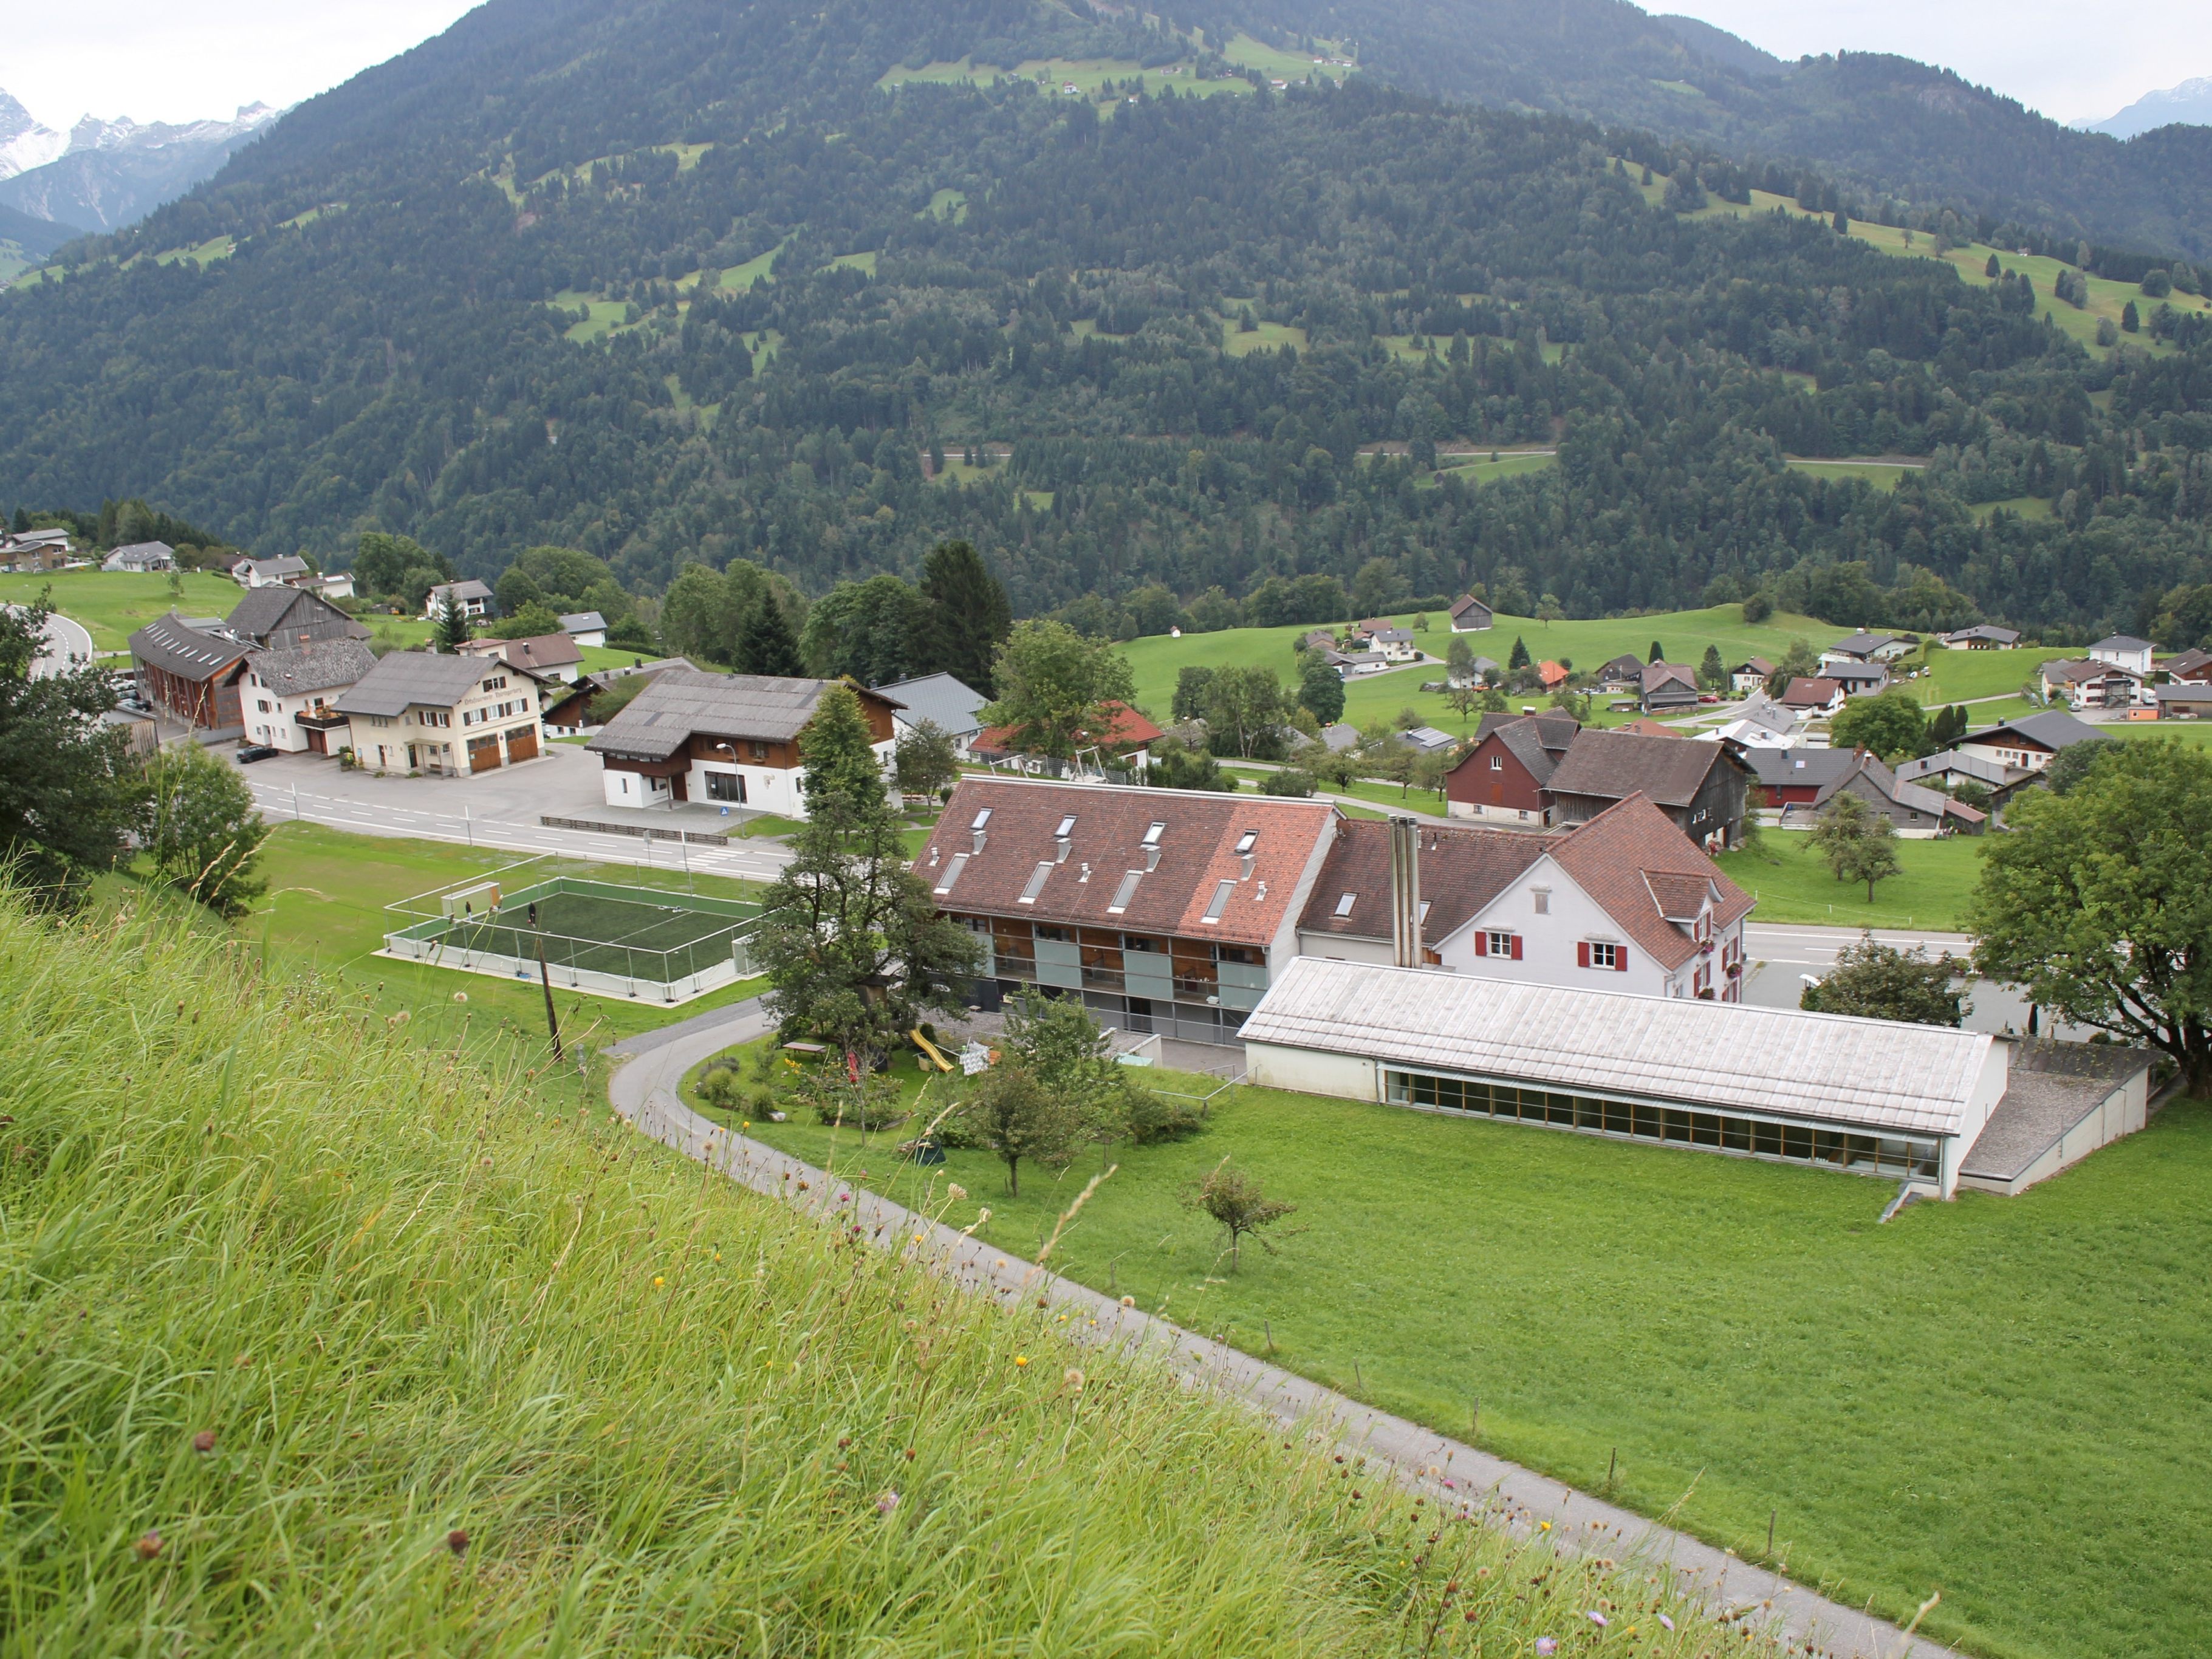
[{"left": 0, "top": 898, "right": 1773, "bottom": 1655}]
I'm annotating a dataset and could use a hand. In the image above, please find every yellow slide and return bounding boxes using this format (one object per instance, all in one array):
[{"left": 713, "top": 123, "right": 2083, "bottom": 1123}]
[{"left": 909, "top": 1027, "right": 956, "bottom": 1073}]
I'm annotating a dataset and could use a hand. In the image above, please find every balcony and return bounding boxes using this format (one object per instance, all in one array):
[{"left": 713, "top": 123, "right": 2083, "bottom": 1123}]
[{"left": 295, "top": 708, "right": 349, "bottom": 730}]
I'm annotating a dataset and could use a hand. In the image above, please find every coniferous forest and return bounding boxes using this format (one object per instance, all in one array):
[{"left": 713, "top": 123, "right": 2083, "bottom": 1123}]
[{"left": 1, "top": 0, "right": 2208, "bottom": 639}]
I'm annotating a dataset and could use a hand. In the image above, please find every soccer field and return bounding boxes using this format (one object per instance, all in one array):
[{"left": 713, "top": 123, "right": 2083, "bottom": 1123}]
[{"left": 438, "top": 889, "right": 744, "bottom": 976}]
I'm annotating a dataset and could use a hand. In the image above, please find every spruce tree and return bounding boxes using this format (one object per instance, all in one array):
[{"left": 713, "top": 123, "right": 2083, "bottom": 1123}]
[
  {"left": 917, "top": 539, "right": 1012, "bottom": 693},
  {"left": 1985, "top": 253, "right": 2001, "bottom": 279},
  {"left": 753, "top": 685, "right": 978, "bottom": 1066},
  {"left": 1507, "top": 634, "right": 1530, "bottom": 670},
  {"left": 2121, "top": 299, "right": 2140, "bottom": 334},
  {"left": 1648, "top": 639, "right": 1665, "bottom": 663},
  {"left": 735, "top": 596, "right": 804, "bottom": 677}
]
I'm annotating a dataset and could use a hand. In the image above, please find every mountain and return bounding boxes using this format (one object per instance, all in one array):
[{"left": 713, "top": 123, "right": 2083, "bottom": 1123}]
[
  {"left": 1235, "top": 0, "right": 2212, "bottom": 259},
  {"left": 0, "top": 92, "right": 278, "bottom": 235},
  {"left": 0, "top": 0, "right": 2204, "bottom": 647},
  {"left": 2085, "top": 76, "right": 2212, "bottom": 142}
]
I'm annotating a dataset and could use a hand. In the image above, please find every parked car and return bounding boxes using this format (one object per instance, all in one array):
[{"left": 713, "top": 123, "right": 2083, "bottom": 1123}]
[{"left": 236, "top": 744, "right": 280, "bottom": 764}]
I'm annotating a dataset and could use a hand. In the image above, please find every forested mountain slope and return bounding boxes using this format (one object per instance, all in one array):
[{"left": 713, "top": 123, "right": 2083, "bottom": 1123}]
[
  {"left": 1239, "top": 0, "right": 2212, "bottom": 260},
  {"left": 0, "top": 0, "right": 2207, "bottom": 638}
]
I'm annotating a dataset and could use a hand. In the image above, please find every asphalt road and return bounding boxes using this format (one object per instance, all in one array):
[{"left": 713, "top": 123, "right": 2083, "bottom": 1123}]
[{"left": 1742, "top": 920, "right": 2067, "bottom": 1037}]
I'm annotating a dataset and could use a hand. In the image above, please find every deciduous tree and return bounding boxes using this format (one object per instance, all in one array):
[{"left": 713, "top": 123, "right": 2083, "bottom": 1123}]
[
  {"left": 1183, "top": 1160, "right": 1297, "bottom": 1269},
  {"left": 1800, "top": 932, "right": 1967, "bottom": 1025},
  {"left": 1829, "top": 690, "right": 1926, "bottom": 761},
  {"left": 1809, "top": 790, "right": 1903, "bottom": 900},
  {"left": 0, "top": 597, "right": 142, "bottom": 904},
  {"left": 143, "top": 744, "right": 269, "bottom": 917},
  {"left": 1968, "top": 739, "right": 2212, "bottom": 1090},
  {"left": 982, "top": 620, "right": 1136, "bottom": 762}
]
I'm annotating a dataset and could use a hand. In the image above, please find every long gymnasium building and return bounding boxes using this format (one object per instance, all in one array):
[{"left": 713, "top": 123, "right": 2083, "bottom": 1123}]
[{"left": 1240, "top": 957, "right": 2152, "bottom": 1198}]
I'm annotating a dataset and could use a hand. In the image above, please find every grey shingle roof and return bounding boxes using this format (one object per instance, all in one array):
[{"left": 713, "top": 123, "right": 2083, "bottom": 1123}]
[
  {"left": 2090, "top": 634, "right": 2152, "bottom": 652},
  {"left": 247, "top": 638, "right": 377, "bottom": 697},
  {"left": 558, "top": 611, "right": 608, "bottom": 634},
  {"left": 877, "top": 671, "right": 990, "bottom": 737},
  {"left": 1967, "top": 710, "right": 2106, "bottom": 751},
  {"left": 225, "top": 586, "right": 370, "bottom": 647},
  {"left": 128, "top": 612, "right": 247, "bottom": 681},
  {"left": 586, "top": 671, "right": 893, "bottom": 760},
  {"left": 1242, "top": 957, "right": 1999, "bottom": 1138},
  {"left": 335, "top": 651, "right": 499, "bottom": 717},
  {"left": 1742, "top": 747, "right": 1861, "bottom": 789}
]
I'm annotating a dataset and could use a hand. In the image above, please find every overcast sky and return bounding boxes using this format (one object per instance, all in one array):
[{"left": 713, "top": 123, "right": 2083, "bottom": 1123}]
[{"left": 4, "top": 1, "right": 2208, "bottom": 132}]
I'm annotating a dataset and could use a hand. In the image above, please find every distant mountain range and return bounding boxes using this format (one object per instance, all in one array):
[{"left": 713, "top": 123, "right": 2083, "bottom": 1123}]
[
  {"left": 0, "top": 89, "right": 278, "bottom": 236},
  {"left": 2083, "top": 75, "right": 2212, "bottom": 141}
]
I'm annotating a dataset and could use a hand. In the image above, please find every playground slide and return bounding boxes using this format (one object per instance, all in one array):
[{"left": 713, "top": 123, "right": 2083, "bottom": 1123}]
[{"left": 909, "top": 1027, "right": 956, "bottom": 1073}]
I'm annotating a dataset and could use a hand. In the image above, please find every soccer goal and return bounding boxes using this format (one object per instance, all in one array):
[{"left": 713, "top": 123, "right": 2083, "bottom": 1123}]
[{"left": 381, "top": 854, "right": 767, "bottom": 1004}]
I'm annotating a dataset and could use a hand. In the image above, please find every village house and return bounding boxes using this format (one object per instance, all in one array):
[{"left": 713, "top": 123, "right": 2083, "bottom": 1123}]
[
  {"left": 1939, "top": 624, "right": 2021, "bottom": 650},
  {"left": 459, "top": 631, "right": 585, "bottom": 683},
  {"left": 1639, "top": 661, "right": 1700, "bottom": 713},
  {"left": 1544, "top": 728, "right": 1751, "bottom": 850},
  {"left": 1779, "top": 675, "right": 1847, "bottom": 716},
  {"left": 559, "top": 611, "right": 609, "bottom": 648},
  {"left": 1953, "top": 710, "right": 2105, "bottom": 775},
  {"left": 586, "top": 671, "right": 899, "bottom": 815},
  {"left": 1296, "top": 796, "right": 1753, "bottom": 1002},
  {"left": 1352, "top": 621, "right": 1420, "bottom": 663},
  {"left": 877, "top": 671, "right": 992, "bottom": 759},
  {"left": 1823, "top": 660, "right": 1891, "bottom": 697},
  {"left": 2038, "top": 657, "right": 2145, "bottom": 710},
  {"left": 242, "top": 638, "right": 380, "bottom": 754},
  {"left": 919, "top": 776, "right": 1340, "bottom": 1045},
  {"left": 0, "top": 528, "right": 72, "bottom": 572},
  {"left": 2087, "top": 634, "right": 2156, "bottom": 675},
  {"left": 1443, "top": 711, "right": 1578, "bottom": 826},
  {"left": 424, "top": 580, "right": 496, "bottom": 621},
  {"left": 101, "top": 541, "right": 176, "bottom": 573},
  {"left": 1728, "top": 657, "right": 1775, "bottom": 693},
  {"left": 1820, "top": 632, "right": 1912, "bottom": 666},
  {"left": 336, "top": 652, "right": 546, "bottom": 776},
  {"left": 129, "top": 589, "right": 372, "bottom": 736},
  {"left": 2163, "top": 648, "right": 2211, "bottom": 683},
  {"left": 1745, "top": 747, "right": 1984, "bottom": 835},
  {"left": 1702, "top": 691, "right": 1799, "bottom": 750},
  {"left": 1595, "top": 653, "right": 1646, "bottom": 688},
  {"left": 230, "top": 554, "right": 312, "bottom": 589}
]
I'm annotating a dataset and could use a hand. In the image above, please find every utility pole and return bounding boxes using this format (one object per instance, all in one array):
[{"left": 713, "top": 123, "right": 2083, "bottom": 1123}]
[{"left": 535, "top": 926, "right": 564, "bottom": 1062}]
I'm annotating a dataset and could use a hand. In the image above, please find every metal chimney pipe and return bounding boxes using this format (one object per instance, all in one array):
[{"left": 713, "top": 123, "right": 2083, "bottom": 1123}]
[{"left": 1389, "top": 815, "right": 1422, "bottom": 970}]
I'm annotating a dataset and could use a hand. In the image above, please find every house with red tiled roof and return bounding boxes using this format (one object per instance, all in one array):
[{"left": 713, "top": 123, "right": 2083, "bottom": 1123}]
[
  {"left": 1537, "top": 659, "right": 1569, "bottom": 688},
  {"left": 917, "top": 776, "right": 1338, "bottom": 1044},
  {"left": 1296, "top": 795, "right": 1753, "bottom": 1001},
  {"left": 973, "top": 701, "right": 1164, "bottom": 776}
]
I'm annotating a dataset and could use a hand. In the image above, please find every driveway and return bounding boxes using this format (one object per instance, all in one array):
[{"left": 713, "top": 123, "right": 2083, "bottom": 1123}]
[{"left": 236, "top": 744, "right": 795, "bottom": 882}]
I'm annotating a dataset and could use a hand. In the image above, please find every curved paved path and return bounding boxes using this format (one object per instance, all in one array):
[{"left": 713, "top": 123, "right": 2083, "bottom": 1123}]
[{"left": 608, "top": 1005, "right": 1956, "bottom": 1659}]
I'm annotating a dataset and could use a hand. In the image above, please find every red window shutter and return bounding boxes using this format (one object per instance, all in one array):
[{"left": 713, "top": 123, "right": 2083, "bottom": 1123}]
[
  {"left": 1474, "top": 932, "right": 1488, "bottom": 957},
  {"left": 1509, "top": 935, "right": 1524, "bottom": 961},
  {"left": 1577, "top": 942, "right": 1591, "bottom": 968},
  {"left": 1617, "top": 947, "right": 1630, "bottom": 973}
]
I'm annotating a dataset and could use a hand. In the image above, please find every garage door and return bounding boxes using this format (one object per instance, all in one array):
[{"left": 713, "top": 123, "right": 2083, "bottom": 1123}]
[
  {"left": 468, "top": 733, "right": 502, "bottom": 773},
  {"left": 505, "top": 725, "right": 539, "bottom": 762}
]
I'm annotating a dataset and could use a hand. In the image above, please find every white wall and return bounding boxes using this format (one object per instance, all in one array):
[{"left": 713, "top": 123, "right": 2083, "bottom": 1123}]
[
  {"left": 1437, "top": 853, "right": 1745, "bottom": 1002},
  {"left": 603, "top": 769, "right": 673, "bottom": 808},
  {"left": 1245, "top": 1041, "right": 1377, "bottom": 1101}
]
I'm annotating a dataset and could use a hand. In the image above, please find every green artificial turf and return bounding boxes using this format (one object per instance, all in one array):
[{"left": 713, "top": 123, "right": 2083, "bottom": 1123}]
[
  {"left": 725, "top": 1037, "right": 2212, "bottom": 1659},
  {"left": 425, "top": 883, "right": 758, "bottom": 980},
  {"left": 1719, "top": 831, "right": 1985, "bottom": 931}
]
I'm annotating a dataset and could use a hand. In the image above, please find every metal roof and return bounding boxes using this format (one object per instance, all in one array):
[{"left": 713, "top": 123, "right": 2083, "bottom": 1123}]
[
  {"left": 128, "top": 612, "right": 248, "bottom": 681},
  {"left": 587, "top": 670, "right": 895, "bottom": 760},
  {"left": 335, "top": 650, "right": 497, "bottom": 717},
  {"left": 1241, "top": 956, "right": 1998, "bottom": 1138},
  {"left": 877, "top": 671, "right": 991, "bottom": 737}
]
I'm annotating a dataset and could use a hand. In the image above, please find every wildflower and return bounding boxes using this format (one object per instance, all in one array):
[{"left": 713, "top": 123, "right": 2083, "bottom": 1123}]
[
  {"left": 447, "top": 1528, "right": 469, "bottom": 1558},
  {"left": 1539, "top": 1520, "right": 1552, "bottom": 1531},
  {"left": 1014, "top": 1354, "right": 1030, "bottom": 1367},
  {"left": 452, "top": 991, "right": 468, "bottom": 1003},
  {"left": 652, "top": 1276, "right": 665, "bottom": 1287},
  {"left": 134, "top": 1531, "right": 163, "bottom": 1560},
  {"left": 1120, "top": 1294, "right": 1135, "bottom": 1307},
  {"left": 191, "top": 1430, "right": 216, "bottom": 1454},
  {"left": 741, "top": 1121, "right": 751, "bottom": 1132},
  {"left": 1535, "top": 1641, "right": 1557, "bottom": 1656},
  {"left": 1587, "top": 1611, "right": 1608, "bottom": 1627},
  {"left": 903, "top": 1448, "right": 916, "bottom": 1460},
  {"left": 876, "top": 1490, "right": 900, "bottom": 1515},
  {"left": 1064, "top": 1367, "right": 1084, "bottom": 1391},
  {"left": 913, "top": 1233, "right": 925, "bottom": 1244},
  {"left": 947, "top": 1182, "right": 967, "bottom": 1200}
]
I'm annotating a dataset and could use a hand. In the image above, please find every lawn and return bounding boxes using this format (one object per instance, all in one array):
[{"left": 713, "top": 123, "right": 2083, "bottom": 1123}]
[
  {"left": 0, "top": 569, "right": 253, "bottom": 651},
  {"left": 726, "top": 1035, "right": 2212, "bottom": 1659},
  {"left": 1719, "top": 829, "right": 1985, "bottom": 930},
  {"left": 1784, "top": 459, "right": 1920, "bottom": 488},
  {"left": 1897, "top": 646, "right": 2069, "bottom": 706}
]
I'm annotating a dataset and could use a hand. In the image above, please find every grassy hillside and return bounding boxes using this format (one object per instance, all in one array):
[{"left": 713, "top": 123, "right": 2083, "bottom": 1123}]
[
  {"left": 728, "top": 1042, "right": 2212, "bottom": 1659},
  {"left": 0, "top": 895, "right": 1759, "bottom": 1655}
]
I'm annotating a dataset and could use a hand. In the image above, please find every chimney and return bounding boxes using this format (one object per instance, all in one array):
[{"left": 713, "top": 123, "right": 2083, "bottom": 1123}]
[{"left": 1388, "top": 815, "right": 1422, "bottom": 970}]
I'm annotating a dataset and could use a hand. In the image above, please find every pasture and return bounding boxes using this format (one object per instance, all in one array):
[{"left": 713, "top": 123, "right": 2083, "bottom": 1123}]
[
  {"left": 727, "top": 1037, "right": 2212, "bottom": 1659},
  {"left": 0, "top": 569, "right": 261, "bottom": 651}
]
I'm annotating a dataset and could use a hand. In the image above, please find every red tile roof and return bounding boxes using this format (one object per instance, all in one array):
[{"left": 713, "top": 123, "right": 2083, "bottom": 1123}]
[
  {"left": 1538, "top": 660, "right": 1568, "bottom": 687},
  {"left": 974, "top": 700, "right": 1163, "bottom": 758},
  {"left": 1544, "top": 795, "right": 1755, "bottom": 971},
  {"left": 919, "top": 777, "right": 1335, "bottom": 947}
]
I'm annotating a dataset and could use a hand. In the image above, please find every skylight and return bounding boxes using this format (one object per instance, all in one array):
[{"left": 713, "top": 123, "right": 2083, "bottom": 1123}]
[
  {"left": 1234, "top": 830, "right": 1258, "bottom": 854},
  {"left": 1018, "top": 861, "right": 1053, "bottom": 904},
  {"left": 1142, "top": 821, "right": 1166, "bottom": 846},
  {"left": 1201, "top": 878, "right": 1236, "bottom": 922},
  {"left": 1108, "top": 871, "right": 1143, "bottom": 912},
  {"left": 971, "top": 807, "right": 993, "bottom": 829},
  {"left": 1334, "top": 892, "right": 1357, "bottom": 917},
  {"left": 1055, "top": 815, "right": 1078, "bottom": 838},
  {"left": 933, "top": 853, "right": 970, "bottom": 895}
]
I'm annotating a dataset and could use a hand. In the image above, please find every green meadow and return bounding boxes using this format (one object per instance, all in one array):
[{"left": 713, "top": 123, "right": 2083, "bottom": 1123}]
[{"left": 724, "top": 1037, "right": 2212, "bottom": 1659}]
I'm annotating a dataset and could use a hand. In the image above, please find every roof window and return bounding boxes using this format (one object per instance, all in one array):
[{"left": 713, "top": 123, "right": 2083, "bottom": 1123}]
[
  {"left": 1334, "top": 892, "right": 1358, "bottom": 917},
  {"left": 1018, "top": 861, "right": 1054, "bottom": 905},
  {"left": 1108, "top": 871, "right": 1143, "bottom": 913},
  {"left": 971, "top": 807, "right": 993, "bottom": 829},
  {"left": 1235, "top": 830, "right": 1258, "bottom": 854},
  {"left": 933, "top": 853, "right": 970, "bottom": 895},
  {"left": 1055, "top": 814, "right": 1078, "bottom": 838},
  {"left": 1142, "top": 821, "right": 1166, "bottom": 846},
  {"left": 1201, "top": 878, "right": 1236, "bottom": 923}
]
